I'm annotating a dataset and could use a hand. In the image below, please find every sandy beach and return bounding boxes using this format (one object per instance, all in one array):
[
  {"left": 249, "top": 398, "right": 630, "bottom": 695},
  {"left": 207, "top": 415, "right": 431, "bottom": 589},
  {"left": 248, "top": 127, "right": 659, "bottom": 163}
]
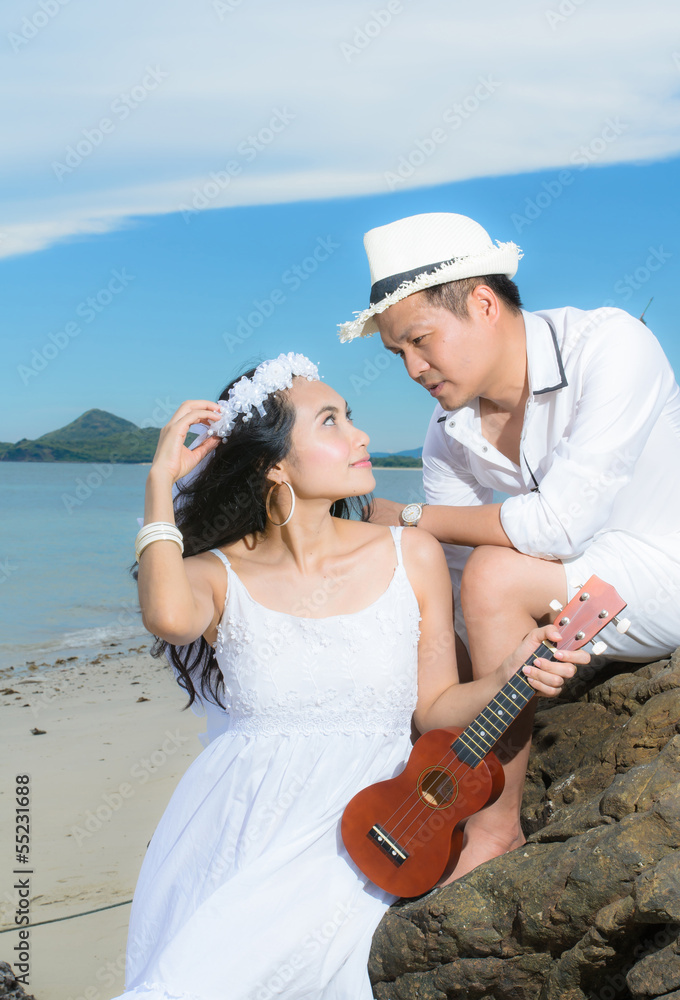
[{"left": 0, "top": 645, "right": 206, "bottom": 1000}]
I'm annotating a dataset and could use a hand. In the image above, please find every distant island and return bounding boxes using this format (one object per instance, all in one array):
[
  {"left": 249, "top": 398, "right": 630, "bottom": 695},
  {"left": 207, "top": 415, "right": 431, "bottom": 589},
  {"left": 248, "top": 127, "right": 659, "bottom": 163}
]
[
  {"left": 0, "top": 409, "right": 423, "bottom": 467},
  {"left": 369, "top": 448, "right": 423, "bottom": 468},
  {"left": 0, "top": 409, "right": 162, "bottom": 463}
]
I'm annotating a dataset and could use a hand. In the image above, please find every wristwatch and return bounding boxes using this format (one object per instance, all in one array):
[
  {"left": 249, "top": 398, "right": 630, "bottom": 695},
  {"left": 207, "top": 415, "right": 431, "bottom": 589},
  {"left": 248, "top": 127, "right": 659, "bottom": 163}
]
[{"left": 400, "top": 502, "right": 427, "bottom": 527}]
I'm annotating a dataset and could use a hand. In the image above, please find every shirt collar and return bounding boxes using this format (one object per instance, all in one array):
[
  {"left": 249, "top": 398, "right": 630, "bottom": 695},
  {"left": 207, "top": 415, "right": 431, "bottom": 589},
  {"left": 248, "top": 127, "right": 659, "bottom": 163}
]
[
  {"left": 523, "top": 309, "right": 568, "bottom": 396},
  {"left": 436, "top": 308, "right": 569, "bottom": 430}
]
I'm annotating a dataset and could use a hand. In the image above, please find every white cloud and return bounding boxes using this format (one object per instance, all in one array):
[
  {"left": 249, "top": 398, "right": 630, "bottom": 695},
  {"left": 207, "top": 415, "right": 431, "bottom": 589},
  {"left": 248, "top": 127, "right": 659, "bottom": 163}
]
[{"left": 1, "top": 0, "right": 679, "bottom": 257}]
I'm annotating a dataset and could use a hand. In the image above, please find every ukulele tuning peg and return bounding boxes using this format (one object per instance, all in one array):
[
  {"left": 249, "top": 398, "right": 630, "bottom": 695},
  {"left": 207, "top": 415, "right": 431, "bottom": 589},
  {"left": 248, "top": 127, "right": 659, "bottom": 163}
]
[
  {"left": 549, "top": 599, "right": 564, "bottom": 612},
  {"left": 590, "top": 640, "right": 607, "bottom": 655},
  {"left": 613, "top": 616, "right": 631, "bottom": 634}
]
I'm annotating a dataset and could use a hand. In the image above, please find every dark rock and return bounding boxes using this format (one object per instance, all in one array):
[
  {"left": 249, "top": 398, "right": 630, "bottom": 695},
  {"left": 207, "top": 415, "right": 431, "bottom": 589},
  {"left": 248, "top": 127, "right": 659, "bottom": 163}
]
[
  {"left": 0, "top": 962, "right": 37, "bottom": 999},
  {"left": 627, "top": 929, "right": 680, "bottom": 998},
  {"left": 370, "top": 652, "right": 680, "bottom": 1000}
]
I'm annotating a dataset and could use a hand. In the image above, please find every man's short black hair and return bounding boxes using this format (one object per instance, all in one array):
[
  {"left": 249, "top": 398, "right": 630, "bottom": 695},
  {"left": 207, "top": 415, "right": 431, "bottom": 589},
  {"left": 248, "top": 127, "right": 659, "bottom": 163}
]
[{"left": 423, "top": 274, "right": 523, "bottom": 319}]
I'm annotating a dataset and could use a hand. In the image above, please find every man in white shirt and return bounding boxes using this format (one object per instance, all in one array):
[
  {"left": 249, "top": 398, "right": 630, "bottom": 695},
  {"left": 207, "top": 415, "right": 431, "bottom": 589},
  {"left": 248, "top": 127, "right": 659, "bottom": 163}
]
[{"left": 339, "top": 212, "right": 680, "bottom": 879}]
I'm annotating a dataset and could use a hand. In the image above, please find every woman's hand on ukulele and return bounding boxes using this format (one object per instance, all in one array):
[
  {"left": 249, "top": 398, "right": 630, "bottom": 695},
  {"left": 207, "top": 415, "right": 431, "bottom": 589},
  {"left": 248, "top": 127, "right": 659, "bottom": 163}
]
[
  {"left": 502, "top": 625, "right": 590, "bottom": 698},
  {"left": 150, "top": 400, "right": 223, "bottom": 485}
]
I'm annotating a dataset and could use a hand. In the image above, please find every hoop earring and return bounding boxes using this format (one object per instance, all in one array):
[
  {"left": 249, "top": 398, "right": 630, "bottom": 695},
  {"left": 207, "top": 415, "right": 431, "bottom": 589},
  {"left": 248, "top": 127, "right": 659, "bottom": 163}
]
[{"left": 265, "top": 481, "right": 296, "bottom": 527}]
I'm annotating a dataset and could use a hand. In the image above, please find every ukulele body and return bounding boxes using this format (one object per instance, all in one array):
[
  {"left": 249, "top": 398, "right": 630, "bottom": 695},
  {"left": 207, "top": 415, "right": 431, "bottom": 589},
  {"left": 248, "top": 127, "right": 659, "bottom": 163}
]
[
  {"left": 342, "top": 577, "right": 628, "bottom": 898},
  {"left": 341, "top": 726, "right": 504, "bottom": 898}
]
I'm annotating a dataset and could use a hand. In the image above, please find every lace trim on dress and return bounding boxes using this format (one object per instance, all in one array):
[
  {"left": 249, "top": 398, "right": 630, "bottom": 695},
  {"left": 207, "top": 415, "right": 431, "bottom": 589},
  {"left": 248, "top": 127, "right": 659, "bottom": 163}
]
[
  {"left": 223, "top": 707, "right": 414, "bottom": 737},
  {"left": 215, "top": 583, "right": 422, "bottom": 656}
]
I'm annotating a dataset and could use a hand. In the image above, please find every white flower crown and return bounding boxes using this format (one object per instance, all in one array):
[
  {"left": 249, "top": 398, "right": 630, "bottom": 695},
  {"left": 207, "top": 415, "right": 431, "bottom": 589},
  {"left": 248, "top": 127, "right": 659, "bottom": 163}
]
[{"left": 208, "top": 352, "right": 320, "bottom": 440}]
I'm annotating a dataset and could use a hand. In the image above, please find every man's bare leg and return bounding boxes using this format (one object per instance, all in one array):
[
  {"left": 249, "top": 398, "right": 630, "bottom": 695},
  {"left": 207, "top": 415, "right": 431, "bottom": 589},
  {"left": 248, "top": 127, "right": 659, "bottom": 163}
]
[{"left": 443, "top": 544, "right": 568, "bottom": 881}]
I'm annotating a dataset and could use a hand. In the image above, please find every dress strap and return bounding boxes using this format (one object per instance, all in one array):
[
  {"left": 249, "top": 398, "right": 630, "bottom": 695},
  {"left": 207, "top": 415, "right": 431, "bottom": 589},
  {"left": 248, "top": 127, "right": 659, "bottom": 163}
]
[
  {"left": 389, "top": 525, "right": 405, "bottom": 567},
  {"left": 209, "top": 547, "right": 232, "bottom": 572}
]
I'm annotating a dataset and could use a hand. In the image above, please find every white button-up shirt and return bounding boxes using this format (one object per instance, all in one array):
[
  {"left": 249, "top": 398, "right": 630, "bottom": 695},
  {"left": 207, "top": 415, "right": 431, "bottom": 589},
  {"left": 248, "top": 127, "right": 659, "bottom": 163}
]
[{"left": 422, "top": 306, "right": 680, "bottom": 581}]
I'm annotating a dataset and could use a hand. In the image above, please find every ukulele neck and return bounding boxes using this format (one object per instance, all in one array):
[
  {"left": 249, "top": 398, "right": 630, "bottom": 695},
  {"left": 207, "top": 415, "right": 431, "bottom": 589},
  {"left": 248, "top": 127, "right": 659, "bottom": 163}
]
[{"left": 451, "top": 641, "right": 555, "bottom": 767}]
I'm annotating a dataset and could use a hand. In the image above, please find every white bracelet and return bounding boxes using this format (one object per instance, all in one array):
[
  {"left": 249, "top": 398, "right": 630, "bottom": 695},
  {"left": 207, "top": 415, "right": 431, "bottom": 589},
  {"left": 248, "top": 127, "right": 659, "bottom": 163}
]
[
  {"left": 136, "top": 521, "right": 179, "bottom": 539},
  {"left": 136, "top": 523, "right": 183, "bottom": 547},
  {"left": 136, "top": 533, "right": 184, "bottom": 561},
  {"left": 135, "top": 522, "right": 184, "bottom": 562}
]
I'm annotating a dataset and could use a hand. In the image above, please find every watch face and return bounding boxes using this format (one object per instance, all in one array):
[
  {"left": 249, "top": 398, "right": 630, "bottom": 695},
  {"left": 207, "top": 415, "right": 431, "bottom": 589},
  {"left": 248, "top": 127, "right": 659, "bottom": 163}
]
[{"left": 402, "top": 503, "right": 421, "bottom": 525}]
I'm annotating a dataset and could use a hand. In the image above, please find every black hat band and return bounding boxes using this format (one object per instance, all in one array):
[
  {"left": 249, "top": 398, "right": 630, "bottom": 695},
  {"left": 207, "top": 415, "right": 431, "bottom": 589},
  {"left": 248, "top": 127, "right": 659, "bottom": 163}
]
[{"left": 369, "top": 257, "right": 459, "bottom": 306}]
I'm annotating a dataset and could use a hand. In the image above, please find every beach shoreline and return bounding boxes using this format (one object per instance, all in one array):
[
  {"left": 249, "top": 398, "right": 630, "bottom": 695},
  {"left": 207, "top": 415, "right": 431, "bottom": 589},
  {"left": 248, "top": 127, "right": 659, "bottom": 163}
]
[{"left": 0, "top": 642, "right": 206, "bottom": 1000}]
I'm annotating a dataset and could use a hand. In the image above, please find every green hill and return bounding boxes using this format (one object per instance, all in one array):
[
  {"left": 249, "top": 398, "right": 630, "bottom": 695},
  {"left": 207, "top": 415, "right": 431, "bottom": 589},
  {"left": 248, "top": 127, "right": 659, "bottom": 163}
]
[
  {"left": 38, "top": 409, "right": 140, "bottom": 444},
  {"left": 0, "top": 409, "right": 162, "bottom": 463},
  {"left": 1, "top": 408, "right": 422, "bottom": 466}
]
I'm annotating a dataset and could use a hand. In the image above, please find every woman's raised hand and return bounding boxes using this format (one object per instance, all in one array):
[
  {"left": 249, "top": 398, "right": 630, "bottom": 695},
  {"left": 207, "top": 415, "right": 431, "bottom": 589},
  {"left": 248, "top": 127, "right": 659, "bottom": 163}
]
[
  {"left": 150, "top": 400, "right": 223, "bottom": 484},
  {"left": 501, "top": 624, "right": 591, "bottom": 698}
]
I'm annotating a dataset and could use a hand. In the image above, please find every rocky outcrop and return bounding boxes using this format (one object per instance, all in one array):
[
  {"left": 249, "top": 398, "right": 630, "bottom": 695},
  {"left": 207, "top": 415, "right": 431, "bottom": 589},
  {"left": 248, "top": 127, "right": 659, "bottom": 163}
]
[
  {"left": 0, "top": 963, "right": 36, "bottom": 1000},
  {"left": 370, "top": 650, "right": 680, "bottom": 1000}
]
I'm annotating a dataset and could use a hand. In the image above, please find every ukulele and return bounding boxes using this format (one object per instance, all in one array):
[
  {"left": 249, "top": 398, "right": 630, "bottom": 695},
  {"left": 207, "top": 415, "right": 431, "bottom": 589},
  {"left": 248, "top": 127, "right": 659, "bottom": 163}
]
[{"left": 341, "top": 575, "right": 629, "bottom": 898}]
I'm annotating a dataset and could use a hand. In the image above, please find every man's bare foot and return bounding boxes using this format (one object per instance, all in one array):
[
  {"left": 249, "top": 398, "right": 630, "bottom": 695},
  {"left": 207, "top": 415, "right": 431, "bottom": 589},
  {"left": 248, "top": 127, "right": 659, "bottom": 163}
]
[{"left": 439, "top": 825, "right": 526, "bottom": 885}]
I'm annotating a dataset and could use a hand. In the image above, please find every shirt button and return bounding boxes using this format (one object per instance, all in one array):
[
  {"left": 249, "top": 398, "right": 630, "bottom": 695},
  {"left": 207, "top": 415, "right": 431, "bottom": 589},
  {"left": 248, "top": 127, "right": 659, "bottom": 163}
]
[
  {"left": 448, "top": 420, "right": 455, "bottom": 427},
  {"left": 482, "top": 445, "right": 488, "bottom": 452}
]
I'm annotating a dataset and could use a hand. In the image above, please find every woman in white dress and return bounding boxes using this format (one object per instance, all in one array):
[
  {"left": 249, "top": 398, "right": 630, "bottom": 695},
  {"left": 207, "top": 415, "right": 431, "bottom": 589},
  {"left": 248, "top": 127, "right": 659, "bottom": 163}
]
[{"left": 114, "top": 353, "right": 586, "bottom": 1000}]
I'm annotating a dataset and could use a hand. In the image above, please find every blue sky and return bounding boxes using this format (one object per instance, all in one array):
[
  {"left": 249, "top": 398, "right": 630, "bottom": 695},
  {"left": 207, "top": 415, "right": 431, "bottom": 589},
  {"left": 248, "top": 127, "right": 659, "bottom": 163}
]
[{"left": 1, "top": 0, "right": 679, "bottom": 451}]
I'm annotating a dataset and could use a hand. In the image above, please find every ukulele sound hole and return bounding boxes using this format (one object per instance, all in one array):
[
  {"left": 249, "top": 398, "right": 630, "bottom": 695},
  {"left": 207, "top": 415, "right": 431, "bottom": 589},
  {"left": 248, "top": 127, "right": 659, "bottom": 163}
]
[{"left": 418, "top": 768, "right": 458, "bottom": 809}]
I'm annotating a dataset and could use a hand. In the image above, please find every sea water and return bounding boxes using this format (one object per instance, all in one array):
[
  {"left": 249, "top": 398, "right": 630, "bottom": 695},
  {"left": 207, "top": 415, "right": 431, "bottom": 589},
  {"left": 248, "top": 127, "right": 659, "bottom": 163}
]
[{"left": 0, "top": 464, "right": 425, "bottom": 671}]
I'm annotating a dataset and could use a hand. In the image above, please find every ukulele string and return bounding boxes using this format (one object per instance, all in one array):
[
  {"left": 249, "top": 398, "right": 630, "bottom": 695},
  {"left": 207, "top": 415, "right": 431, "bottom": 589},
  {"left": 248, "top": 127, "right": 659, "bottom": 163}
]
[
  {"left": 375, "top": 667, "right": 529, "bottom": 837},
  {"left": 377, "top": 734, "right": 481, "bottom": 848},
  {"left": 396, "top": 659, "right": 546, "bottom": 848},
  {"left": 368, "top": 604, "right": 605, "bottom": 861},
  {"left": 396, "top": 750, "right": 473, "bottom": 850},
  {"left": 395, "top": 644, "right": 566, "bottom": 849},
  {"left": 379, "top": 653, "right": 545, "bottom": 850}
]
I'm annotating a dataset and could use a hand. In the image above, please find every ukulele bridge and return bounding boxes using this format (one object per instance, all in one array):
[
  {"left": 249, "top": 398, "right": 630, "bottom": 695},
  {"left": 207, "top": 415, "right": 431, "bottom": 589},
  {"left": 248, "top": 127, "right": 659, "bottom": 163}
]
[{"left": 368, "top": 824, "right": 409, "bottom": 867}]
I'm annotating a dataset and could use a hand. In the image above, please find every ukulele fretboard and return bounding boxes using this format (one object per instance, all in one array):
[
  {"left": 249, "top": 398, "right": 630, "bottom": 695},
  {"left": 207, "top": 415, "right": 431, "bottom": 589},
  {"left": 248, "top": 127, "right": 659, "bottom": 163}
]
[{"left": 451, "top": 642, "right": 553, "bottom": 766}]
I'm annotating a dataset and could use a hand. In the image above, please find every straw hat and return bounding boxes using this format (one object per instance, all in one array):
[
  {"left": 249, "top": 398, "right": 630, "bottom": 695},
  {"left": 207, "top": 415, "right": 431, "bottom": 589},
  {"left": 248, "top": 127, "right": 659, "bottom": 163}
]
[{"left": 338, "top": 212, "right": 522, "bottom": 342}]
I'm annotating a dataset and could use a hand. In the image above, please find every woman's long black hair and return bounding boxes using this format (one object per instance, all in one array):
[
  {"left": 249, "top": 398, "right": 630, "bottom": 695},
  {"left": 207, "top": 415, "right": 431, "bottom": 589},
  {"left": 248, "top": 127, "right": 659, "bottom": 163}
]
[{"left": 141, "top": 366, "right": 372, "bottom": 710}]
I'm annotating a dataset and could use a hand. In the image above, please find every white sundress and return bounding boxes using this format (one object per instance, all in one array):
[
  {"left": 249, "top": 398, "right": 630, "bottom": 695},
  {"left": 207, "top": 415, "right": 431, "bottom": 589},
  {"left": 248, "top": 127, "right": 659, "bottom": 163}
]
[{"left": 112, "top": 525, "right": 421, "bottom": 1000}]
